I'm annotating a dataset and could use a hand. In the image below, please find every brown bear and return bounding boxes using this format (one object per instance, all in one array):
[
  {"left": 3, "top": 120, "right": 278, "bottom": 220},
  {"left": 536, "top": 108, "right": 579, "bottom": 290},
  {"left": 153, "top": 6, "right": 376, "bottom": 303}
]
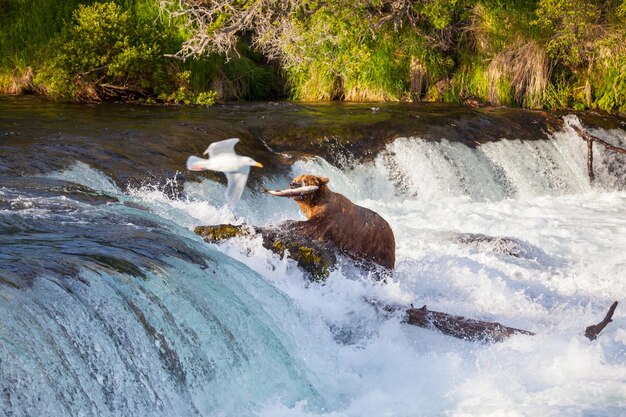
[{"left": 277, "top": 174, "right": 396, "bottom": 270}]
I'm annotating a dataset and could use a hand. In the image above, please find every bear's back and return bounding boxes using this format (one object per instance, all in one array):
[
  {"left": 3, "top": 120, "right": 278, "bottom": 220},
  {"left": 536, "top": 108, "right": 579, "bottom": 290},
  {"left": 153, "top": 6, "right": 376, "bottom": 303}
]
[{"left": 301, "top": 191, "right": 396, "bottom": 269}]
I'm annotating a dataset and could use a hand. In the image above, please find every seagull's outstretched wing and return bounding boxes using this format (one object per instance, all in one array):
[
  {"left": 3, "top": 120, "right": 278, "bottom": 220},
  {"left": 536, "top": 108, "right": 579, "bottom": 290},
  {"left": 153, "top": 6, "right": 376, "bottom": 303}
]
[
  {"left": 204, "top": 138, "right": 240, "bottom": 157},
  {"left": 224, "top": 167, "right": 250, "bottom": 209}
]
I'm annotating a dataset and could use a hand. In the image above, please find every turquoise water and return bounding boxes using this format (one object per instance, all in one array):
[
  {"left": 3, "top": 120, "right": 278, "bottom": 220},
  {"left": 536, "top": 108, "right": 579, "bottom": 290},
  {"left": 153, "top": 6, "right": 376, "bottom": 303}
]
[{"left": 1, "top": 97, "right": 625, "bottom": 416}]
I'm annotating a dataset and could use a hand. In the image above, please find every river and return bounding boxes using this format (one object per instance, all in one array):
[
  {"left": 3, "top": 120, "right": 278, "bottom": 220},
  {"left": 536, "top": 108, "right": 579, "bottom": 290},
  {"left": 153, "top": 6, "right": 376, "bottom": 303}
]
[{"left": 1, "top": 96, "right": 625, "bottom": 416}]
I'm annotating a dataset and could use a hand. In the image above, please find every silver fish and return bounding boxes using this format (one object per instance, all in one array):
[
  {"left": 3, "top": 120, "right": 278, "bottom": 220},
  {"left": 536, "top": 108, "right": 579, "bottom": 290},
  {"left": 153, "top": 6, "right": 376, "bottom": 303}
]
[{"left": 263, "top": 185, "right": 319, "bottom": 197}]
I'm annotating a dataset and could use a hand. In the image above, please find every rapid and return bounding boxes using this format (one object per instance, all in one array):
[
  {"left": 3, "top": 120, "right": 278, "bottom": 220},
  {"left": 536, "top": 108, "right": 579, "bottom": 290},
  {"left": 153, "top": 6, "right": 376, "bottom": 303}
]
[{"left": 1, "top": 97, "right": 625, "bottom": 417}]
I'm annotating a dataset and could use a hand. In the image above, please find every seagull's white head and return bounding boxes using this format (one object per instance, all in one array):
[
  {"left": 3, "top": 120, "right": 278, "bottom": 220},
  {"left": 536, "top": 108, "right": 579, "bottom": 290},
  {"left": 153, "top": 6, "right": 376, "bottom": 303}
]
[{"left": 243, "top": 156, "right": 263, "bottom": 168}]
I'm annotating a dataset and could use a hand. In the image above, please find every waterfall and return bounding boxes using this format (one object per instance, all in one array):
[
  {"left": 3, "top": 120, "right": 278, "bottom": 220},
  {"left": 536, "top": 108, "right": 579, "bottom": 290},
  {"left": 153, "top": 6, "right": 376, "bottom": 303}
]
[
  {"left": 291, "top": 117, "right": 625, "bottom": 204},
  {"left": 0, "top": 173, "right": 330, "bottom": 417},
  {"left": 2, "top": 101, "right": 625, "bottom": 417}
]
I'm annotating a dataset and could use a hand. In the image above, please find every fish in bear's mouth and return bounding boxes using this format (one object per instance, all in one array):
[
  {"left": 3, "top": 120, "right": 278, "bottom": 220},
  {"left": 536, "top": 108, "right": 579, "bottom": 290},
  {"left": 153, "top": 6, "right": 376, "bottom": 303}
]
[{"left": 263, "top": 182, "right": 319, "bottom": 199}]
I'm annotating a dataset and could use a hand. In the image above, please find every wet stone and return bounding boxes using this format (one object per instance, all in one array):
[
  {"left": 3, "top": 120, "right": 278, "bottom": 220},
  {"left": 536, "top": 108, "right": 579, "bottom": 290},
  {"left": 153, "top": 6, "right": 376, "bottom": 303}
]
[{"left": 194, "top": 224, "right": 336, "bottom": 281}]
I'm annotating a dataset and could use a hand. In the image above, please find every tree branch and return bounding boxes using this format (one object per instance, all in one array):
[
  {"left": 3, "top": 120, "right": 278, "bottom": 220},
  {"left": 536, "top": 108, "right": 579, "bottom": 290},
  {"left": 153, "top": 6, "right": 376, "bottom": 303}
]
[
  {"left": 585, "top": 301, "right": 618, "bottom": 341},
  {"left": 403, "top": 305, "right": 535, "bottom": 342},
  {"left": 572, "top": 125, "right": 626, "bottom": 155}
]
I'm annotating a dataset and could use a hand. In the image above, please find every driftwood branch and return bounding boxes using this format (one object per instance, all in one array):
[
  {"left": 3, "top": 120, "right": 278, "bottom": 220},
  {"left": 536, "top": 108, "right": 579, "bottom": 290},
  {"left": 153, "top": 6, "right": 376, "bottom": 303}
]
[
  {"left": 400, "top": 301, "right": 620, "bottom": 343},
  {"left": 572, "top": 125, "right": 626, "bottom": 182},
  {"left": 573, "top": 126, "right": 626, "bottom": 155},
  {"left": 97, "top": 83, "right": 149, "bottom": 100},
  {"left": 585, "top": 301, "right": 619, "bottom": 341},
  {"left": 80, "top": 64, "right": 110, "bottom": 76},
  {"left": 586, "top": 133, "right": 595, "bottom": 182},
  {"left": 402, "top": 305, "right": 534, "bottom": 342}
]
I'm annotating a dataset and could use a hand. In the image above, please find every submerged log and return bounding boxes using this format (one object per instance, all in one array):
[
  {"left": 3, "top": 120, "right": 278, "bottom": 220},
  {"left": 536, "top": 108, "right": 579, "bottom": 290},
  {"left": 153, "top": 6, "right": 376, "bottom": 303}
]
[
  {"left": 399, "top": 301, "right": 619, "bottom": 342},
  {"left": 404, "top": 305, "right": 534, "bottom": 342},
  {"left": 454, "top": 232, "right": 539, "bottom": 259}
]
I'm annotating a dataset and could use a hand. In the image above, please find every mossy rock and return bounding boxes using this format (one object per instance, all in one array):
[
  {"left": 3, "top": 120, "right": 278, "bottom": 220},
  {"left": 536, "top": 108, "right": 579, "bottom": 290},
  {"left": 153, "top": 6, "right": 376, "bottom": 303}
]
[
  {"left": 194, "top": 224, "right": 251, "bottom": 242},
  {"left": 268, "top": 239, "right": 334, "bottom": 281},
  {"left": 194, "top": 223, "right": 336, "bottom": 281}
]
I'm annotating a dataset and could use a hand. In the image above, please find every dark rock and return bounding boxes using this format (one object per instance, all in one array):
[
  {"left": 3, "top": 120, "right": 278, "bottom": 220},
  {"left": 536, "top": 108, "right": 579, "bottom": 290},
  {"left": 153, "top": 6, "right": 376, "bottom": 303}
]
[
  {"left": 195, "top": 224, "right": 253, "bottom": 242},
  {"left": 194, "top": 224, "right": 336, "bottom": 281}
]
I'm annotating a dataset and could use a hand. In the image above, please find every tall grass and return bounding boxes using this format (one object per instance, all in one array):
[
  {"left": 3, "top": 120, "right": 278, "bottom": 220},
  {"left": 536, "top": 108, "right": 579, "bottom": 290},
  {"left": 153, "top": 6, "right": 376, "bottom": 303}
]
[
  {"left": 0, "top": 0, "right": 87, "bottom": 66},
  {"left": 284, "top": 11, "right": 446, "bottom": 102}
]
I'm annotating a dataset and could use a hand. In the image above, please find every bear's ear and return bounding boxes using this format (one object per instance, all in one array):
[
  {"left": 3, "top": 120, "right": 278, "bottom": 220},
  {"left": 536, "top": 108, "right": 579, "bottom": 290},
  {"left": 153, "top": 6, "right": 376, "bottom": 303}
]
[{"left": 318, "top": 176, "right": 330, "bottom": 185}]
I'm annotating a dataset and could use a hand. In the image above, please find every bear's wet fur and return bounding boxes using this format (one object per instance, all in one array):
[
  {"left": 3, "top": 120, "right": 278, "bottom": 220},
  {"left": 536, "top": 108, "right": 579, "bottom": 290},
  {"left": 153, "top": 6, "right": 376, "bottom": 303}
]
[{"left": 285, "top": 174, "right": 396, "bottom": 269}]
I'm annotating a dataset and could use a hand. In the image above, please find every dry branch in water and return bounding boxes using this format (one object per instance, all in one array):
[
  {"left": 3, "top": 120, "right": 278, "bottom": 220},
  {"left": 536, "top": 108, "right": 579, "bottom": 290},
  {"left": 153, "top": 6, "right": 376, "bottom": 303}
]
[
  {"left": 398, "top": 301, "right": 619, "bottom": 343},
  {"left": 572, "top": 126, "right": 626, "bottom": 155},
  {"left": 403, "top": 305, "right": 535, "bottom": 342},
  {"left": 585, "top": 301, "right": 619, "bottom": 341},
  {"left": 571, "top": 124, "right": 626, "bottom": 182}
]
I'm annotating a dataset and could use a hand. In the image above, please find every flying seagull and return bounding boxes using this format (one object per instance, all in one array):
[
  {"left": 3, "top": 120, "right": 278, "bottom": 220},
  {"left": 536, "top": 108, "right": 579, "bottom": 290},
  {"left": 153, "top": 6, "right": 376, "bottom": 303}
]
[{"left": 186, "top": 138, "right": 263, "bottom": 209}]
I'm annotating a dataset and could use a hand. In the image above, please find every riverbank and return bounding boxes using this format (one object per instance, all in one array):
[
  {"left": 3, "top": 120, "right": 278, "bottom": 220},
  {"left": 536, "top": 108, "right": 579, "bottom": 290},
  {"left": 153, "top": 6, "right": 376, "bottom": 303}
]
[{"left": 1, "top": 1, "right": 625, "bottom": 113}]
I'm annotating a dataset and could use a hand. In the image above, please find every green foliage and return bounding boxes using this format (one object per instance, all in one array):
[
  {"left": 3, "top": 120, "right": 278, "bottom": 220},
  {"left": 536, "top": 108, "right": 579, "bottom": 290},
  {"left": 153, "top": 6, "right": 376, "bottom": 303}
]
[
  {"left": 0, "top": 0, "right": 223, "bottom": 102},
  {"left": 195, "top": 91, "right": 218, "bottom": 105},
  {"left": 533, "top": 0, "right": 626, "bottom": 111},
  {"left": 181, "top": 46, "right": 283, "bottom": 101},
  {"left": 543, "top": 78, "right": 572, "bottom": 110},
  {"left": 450, "top": 60, "right": 489, "bottom": 102},
  {"left": 221, "top": 46, "right": 284, "bottom": 100},
  {"left": 2, "top": 0, "right": 626, "bottom": 112},
  {"left": 284, "top": 6, "right": 449, "bottom": 101},
  {"left": 33, "top": 2, "right": 172, "bottom": 100},
  {"left": 416, "top": 0, "right": 460, "bottom": 30},
  {"left": 0, "top": 0, "right": 88, "bottom": 69},
  {"left": 592, "top": 56, "right": 626, "bottom": 113},
  {"left": 156, "top": 70, "right": 217, "bottom": 104},
  {"left": 619, "top": 1, "right": 626, "bottom": 19},
  {"left": 534, "top": 0, "right": 599, "bottom": 67}
]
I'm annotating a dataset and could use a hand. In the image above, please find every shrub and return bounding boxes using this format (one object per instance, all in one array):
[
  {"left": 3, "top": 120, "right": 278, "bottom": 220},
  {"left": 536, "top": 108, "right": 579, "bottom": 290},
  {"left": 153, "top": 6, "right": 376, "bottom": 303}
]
[
  {"left": 33, "top": 1, "right": 216, "bottom": 103},
  {"left": 534, "top": 0, "right": 600, "bottom": 68},
  {"left": 194, "top": 91, "right": 218, "bottom": 105}
]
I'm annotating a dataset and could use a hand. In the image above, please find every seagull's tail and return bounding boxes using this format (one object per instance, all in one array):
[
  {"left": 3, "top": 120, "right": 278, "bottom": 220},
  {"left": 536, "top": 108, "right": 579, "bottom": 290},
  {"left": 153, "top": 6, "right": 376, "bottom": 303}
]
[{"left": 186, "top": 156, "right": 206, "bottom": 171}]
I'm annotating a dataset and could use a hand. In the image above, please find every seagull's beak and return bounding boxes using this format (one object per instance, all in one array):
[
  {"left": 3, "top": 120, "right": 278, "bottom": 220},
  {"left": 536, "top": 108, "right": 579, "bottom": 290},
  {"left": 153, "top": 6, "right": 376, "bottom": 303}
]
[{"left": 254, "top": 162, "right": 263, "bottom": 168}]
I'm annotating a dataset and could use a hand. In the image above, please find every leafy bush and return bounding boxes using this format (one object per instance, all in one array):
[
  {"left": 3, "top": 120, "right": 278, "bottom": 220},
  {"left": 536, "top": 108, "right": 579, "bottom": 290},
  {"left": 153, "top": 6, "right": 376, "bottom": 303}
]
[
  {"left": 194, "top": 91, "right": 218, "bottom": 105},
  {"left": 281, "top": 3, "right": 460, "bottom": 101},
  {"left": 535, "top": 0, "right": 599, "bottom": 68},
  {"left": 156, "top": 70, "right": 218, "bottom": 105},
  {"left": 33, "top": 1, "right": 215, "bottom": 102}
]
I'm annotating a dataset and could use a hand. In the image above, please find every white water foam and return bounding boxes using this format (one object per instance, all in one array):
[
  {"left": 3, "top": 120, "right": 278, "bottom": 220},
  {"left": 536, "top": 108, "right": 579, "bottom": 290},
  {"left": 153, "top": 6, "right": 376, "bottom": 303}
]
[{"left": 45, "top": 119, "right": 626, "bottom": 416}]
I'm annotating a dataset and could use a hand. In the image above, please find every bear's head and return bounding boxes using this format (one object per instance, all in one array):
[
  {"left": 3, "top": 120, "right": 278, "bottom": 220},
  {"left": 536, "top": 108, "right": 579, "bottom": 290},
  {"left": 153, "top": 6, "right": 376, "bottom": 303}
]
[
  {"left": 289, "top": 174, "right": 330, "bottom": 217},
  {"left": 290, "top": 174, "right": 329, "bottom": 188},
  {"left": 290, "top": 174, "right": 329, "bottom": 198}
]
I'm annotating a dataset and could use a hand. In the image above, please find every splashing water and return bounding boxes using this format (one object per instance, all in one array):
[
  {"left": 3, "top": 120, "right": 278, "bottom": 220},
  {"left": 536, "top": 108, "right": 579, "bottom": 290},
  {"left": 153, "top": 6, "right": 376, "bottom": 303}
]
[{"left": 1, "top": 102, "right": 626, "bottom": 417}]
